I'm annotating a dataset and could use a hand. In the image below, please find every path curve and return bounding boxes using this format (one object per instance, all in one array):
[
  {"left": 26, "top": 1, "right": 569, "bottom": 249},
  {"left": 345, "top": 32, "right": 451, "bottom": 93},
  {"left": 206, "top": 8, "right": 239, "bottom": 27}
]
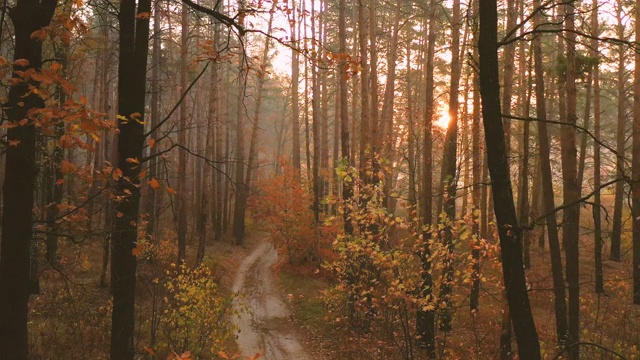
[{"left": 232, "top": 241, "right": 310, "bottom": 360}]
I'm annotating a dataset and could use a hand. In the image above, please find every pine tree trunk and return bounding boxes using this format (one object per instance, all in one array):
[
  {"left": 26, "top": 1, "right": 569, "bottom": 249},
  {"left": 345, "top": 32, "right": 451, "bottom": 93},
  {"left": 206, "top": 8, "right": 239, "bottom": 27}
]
[
  {"left": 632, "top": 0, "right": 640, "bottom": 305},
  {"left": 478, "top": 1, "right": 541, "bottom": 357},
  {"left": 611, "top": 3, "right": 626, "bottom": 262},
  {"left": 533, "top": 0, "right": 569, "bottom": 344},
  {"left": 591, "top": 0, "right": 604, "bottom": 294},
  {"left": 0, "top": 1, "right": 57, "bottom": 357},
  {"left": 110, "top": 0, "right": 151, "bottom": 357},
  {"left": 416, "top": 0, "right": 436, "bottom": 354},
  {"left": 177, "top": 4, "right": 190, "bottom": 261}
]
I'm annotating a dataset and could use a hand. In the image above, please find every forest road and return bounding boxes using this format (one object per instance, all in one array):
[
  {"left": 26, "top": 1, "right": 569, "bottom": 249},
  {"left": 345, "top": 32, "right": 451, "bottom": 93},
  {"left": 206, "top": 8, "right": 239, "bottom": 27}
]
[{"left": 231, "top": 241, "right": 311, "bottom": 360}]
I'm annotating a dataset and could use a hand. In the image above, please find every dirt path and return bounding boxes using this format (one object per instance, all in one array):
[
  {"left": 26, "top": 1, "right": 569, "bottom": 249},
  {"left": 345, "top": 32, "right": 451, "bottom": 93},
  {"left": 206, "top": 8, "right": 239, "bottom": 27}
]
[{"left": 231, "top": 241, "right": 311, "bottom": 360}]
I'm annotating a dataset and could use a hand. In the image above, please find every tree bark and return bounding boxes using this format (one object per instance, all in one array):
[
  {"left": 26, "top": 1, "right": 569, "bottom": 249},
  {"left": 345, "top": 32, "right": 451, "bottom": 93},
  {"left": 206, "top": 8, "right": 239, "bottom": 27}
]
[
  {"left": 110, "top": 0, "right": 151, "bottom": 357},
  {"left": 611, "top": 3, "right": 626, "bottom": 262},
  {"left": 416, "top": 0, "right": 436, "bottom": 354},
  {"left": 632, "top": 0, "right": 640, "bottom": 305},
  {"left": 439, "top": 0, "right": 461, "bottom": 333},
  {"left": 177, "top": 3, "right": 190, "bottom": 261},
  {"left": 0, "top": 0, "right": 57, "bottom": 358},
  {"left": 591, "top": 0, "right": 604, "bottom": 294},
  {"left": 478, "top": 0, "right": 541, "bottom": 358}
]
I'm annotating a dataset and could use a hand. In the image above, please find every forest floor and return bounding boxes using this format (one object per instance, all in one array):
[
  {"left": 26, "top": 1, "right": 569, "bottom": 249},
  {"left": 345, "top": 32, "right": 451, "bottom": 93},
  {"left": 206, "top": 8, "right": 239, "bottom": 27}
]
[{"left": 231, "top": 239, "right": 311, "bottom": 360}]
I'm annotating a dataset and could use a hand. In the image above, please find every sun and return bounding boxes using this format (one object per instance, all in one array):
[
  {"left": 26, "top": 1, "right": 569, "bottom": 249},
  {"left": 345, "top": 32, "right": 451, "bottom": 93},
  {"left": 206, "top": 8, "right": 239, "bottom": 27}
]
[{"left": 435, "top": 111, "right": 451, "bottom": 129}]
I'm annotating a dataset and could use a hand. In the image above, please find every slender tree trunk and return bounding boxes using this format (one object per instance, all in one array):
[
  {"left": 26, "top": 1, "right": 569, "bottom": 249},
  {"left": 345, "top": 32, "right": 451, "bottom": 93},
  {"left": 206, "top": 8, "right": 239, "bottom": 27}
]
[
  {"left": 289, "top": 0, "right": 301, "bottom": 177},
  {"left": 632, "top": 0, "right": 640, "bottom": 305},
  {"left": 245, "top": 5, "right": 275, "bottom": 219},
  {"left": 177, "top": 4, "right": 190, "bottom": 261},
  {"left": 381, "top": 0, "right": 403, "bottom": 211},
  {"left": 416, "top": 0, "right": 436, "bottom": 354},
  {"left": 591, "top": 0, "right": 604, "bottom": 294},
  {"left": 470, "top": 5, "right": 481, "bottom": 311},
  {"left": 439, "top": 0, "right": 461, "bottom": 333},
  {"left": 561, "top": 2, "right": 581, "bottom": 357},
  {"left": 338, "top": 0, "right": 352, "bottom": 235},
  {"left": 478, "top": 1, "right": 541, "bottom": 357},
  {"left": 611, "top": 3, "right": 626, "bottom": 262},
  {"left": 110, "top": 0, "right": 151, "bottom": 357},
  {"left": 311, "top": 0, "right": 321, "bottom": 223},
  {"left": 533, "top": 0, "right": 568, "bottom": 344}
]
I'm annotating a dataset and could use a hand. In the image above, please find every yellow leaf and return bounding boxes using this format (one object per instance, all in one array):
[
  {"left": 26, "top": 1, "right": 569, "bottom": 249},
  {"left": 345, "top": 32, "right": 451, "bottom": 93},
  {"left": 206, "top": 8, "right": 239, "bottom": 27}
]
[{"left": 148, "top": 177, "right": 161, "bottom": 189}]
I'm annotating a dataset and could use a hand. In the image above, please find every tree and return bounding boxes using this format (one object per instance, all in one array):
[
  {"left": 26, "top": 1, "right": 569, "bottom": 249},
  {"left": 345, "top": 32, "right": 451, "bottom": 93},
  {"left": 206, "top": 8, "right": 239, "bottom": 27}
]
[
  {"left": 110, "top": 0, "right": 151, "bottom": 357},
  {"left": 478, "top": 0, "right": 541, "bottom": 357},
  {"left": 416, "top": 0, "right": 436, "bottom": 354},
  {"left": 0, "top": 0, "right": 57, "bottom": 357},
  {"left": 633, "top": 0, "right": 640, "bottom": 305}
]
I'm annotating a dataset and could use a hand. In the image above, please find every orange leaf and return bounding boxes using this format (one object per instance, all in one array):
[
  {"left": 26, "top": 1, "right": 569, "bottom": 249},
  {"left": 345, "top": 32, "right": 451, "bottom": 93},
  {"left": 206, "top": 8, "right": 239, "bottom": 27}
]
[
  {"left": 132, "top": 246, "right": 141, "bottom": 256},
  {"left": 166, "top": 186, "right": 176, "bottom": 195},
  {"left": 50, "top": 62, "right": 62, "bottom": 72},
  {"left": 217, "top": 351, "right": 229, "bottom": 359},
  {"left": 30, "top": 29, "right": 47, "bottom": 41},
  {"left": 116, "top": 211, "right": 123, "bottom": 218},
  {"left": 113, "top": 168, "right": 123, "bottom": 180},
  {"left": 135, "top": 11, "right": 150, "bottom": 19},
  {"left": 148, "top": 177, "right": 161, "bottom": 189},
  {"left": 148, "top": 138, "right": 155, "bottom": 149},
  {"left": 8, "top": 139, "right": 20, "bottom": 147},
  {"left": 126, "top": 157, "right": 140, "bottom": 164},
  {"left": 55, "top": 179, "right": 65, "bottom": 186},
  {"left": 60, "top": 160, "right": 75, "bottom": 175}
]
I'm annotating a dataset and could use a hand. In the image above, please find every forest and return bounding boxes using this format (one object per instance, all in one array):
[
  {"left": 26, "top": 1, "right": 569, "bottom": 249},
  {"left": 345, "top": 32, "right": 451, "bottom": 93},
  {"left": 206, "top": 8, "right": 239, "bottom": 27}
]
[{"left": 1, "top": 0, "right": 640, "bottom": 359}]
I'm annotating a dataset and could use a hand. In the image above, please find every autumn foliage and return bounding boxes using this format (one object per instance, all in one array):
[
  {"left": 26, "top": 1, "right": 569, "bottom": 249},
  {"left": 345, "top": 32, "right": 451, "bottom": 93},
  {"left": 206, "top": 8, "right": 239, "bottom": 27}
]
[{"left": 251, "top": 163, "right": 336, "bottom": 264}]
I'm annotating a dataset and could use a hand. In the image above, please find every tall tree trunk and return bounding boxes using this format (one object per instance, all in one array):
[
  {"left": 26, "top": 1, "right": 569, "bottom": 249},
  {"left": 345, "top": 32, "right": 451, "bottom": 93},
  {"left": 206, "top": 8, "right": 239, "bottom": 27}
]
[
  {"left": 177, "top": 4, "right": 190, "bottom": 261},
  {"left": 439, "top": 0, "right": 461, "bottom": 333},
  {"left": 311, "top": 0, "right": 321, "bottom": 223},
  {"left": 470, "top": 4, "right": 481, "bottom": 311},
  {"left": 561, "top": 2, "right": 581, "bottom": 357},
  {"left": 289, "top": 0, "right": 301, "bottom": 177},
  {"left": 533, "top": 0, "right": 568, "bottom": 344},
  {"left": 232, "top": 0, "right": 247, "bottom": 245},
  {"left": 478, "top": 1, "right": 541, "bottom": 357},
  {"left": 145, "top": 0, "right": 162, "bottom": 240},
  {"left": 358, "top": 0, "right": 370, "bottom": 176},
  {"left": 632, "top": 0, "right": 640, "bottom": 305},
  {"left": 416, "top": 0, "right": 436, "bottom": 354},
  {"left": 611, "top": 4, "right": 626, "bottom": 262},
  {"left": 245, "top": 4, "right": 276, "bottom": 218},
  {"left": 591, "top": 0, "right": 604, "bottom": 294},
  {"left": 0, "top": 1, "right": 57, "bottom": 358},
  {"left": 501, "top": 0, "right": 517, "bottom": 158},
  {"left": 380, "top": 0, "right": 403, "bottom": 211},
  {"left": 338, "top": 0, "right": 353, "bottom": 235},
  {"left": 111, "top": 0, "right": 151, "bottom": 357}
]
